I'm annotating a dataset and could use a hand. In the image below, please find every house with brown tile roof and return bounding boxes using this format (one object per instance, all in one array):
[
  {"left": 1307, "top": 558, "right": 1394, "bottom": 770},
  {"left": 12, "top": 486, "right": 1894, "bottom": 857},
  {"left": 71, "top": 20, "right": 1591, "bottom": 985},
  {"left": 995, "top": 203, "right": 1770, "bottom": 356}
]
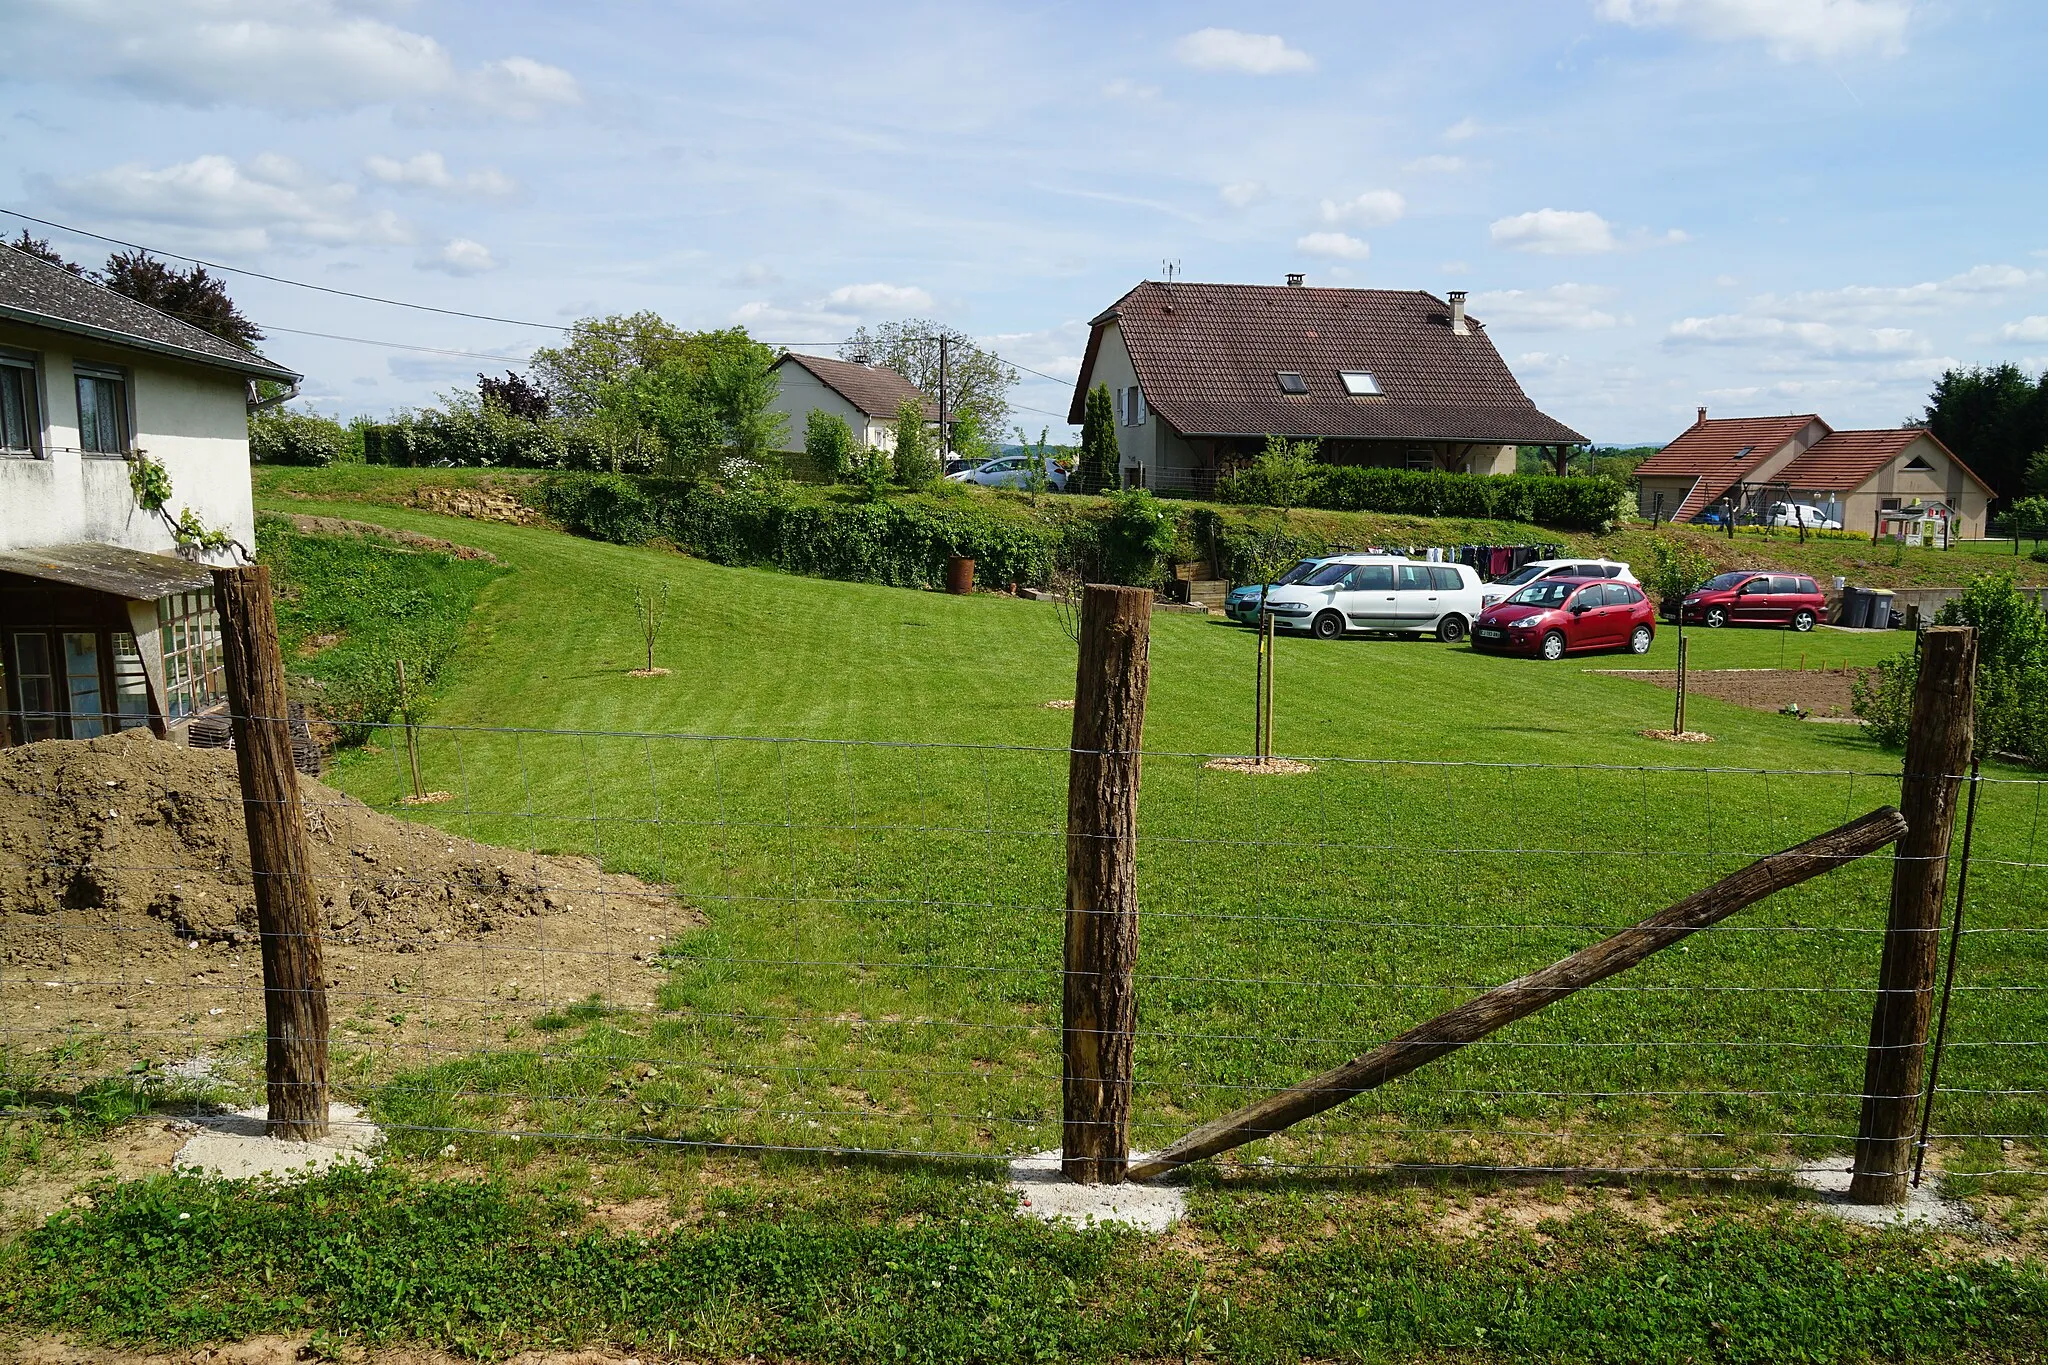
[
  {"left": 1636, "top": 408, "right": 1993, "bottom": 538},
  {"left": 767, "top": 352, "right": 935, "bottom": 459},
  {"left": 1064, "top": 277, "right": 1585, "bottom": 493}
]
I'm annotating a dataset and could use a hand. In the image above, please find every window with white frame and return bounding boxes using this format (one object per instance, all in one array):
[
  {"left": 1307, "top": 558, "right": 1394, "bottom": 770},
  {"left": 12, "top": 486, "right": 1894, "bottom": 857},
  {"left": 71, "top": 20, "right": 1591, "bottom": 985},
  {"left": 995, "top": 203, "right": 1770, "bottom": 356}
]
[
  {"left": 157, "top": 591, "right": 225, "bottom": 722},
  {"left": 74, "top": 362, "right": 129, "bottom": 456},
  {"left": 0, "top": 350, "right": 38, "bottom": 457}
]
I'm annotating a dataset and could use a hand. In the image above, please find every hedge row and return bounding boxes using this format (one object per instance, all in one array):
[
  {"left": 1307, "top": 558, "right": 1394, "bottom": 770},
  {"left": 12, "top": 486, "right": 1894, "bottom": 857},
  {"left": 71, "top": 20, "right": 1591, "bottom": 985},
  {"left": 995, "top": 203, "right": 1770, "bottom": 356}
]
[
  {"left": 531, "top": 474, "right": 1062, "bottom": 589},
  {"left": 1213, "top": 465, "right": 1627, "bottom": 532}
]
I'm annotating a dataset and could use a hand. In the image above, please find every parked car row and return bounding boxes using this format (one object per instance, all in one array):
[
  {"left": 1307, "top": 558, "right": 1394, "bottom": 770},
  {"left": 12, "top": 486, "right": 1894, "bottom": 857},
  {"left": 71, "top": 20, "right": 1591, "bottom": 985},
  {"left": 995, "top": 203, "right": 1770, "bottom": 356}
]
[
  {"left": 944, "top": 455, "right": 1071, "bottom": 491},
  {"left": 1677, "top": 571, "right": 1826, "bottom": 631}
]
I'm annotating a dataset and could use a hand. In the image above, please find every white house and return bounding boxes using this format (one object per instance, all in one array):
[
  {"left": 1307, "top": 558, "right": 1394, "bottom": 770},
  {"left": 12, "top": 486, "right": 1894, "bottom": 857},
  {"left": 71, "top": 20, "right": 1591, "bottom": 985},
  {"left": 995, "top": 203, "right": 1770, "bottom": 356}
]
[
  {"left": 767, "top": 352, "right": 935, "bottom": 458},
  {"left": 0, "top": 245, "right": 299, "bottom": 746}
]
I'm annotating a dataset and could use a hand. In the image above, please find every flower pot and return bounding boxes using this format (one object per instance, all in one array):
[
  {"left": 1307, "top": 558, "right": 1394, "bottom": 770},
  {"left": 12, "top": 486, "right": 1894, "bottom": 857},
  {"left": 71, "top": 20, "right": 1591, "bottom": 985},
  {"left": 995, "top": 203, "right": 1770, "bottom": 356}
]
[{"left": 945, "top": 554, "right": 976, "bottom": 595}]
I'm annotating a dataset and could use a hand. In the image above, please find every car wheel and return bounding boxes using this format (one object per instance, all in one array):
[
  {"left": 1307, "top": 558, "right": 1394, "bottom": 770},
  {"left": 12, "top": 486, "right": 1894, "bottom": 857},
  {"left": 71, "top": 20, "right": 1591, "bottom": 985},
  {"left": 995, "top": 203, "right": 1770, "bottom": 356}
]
[
  {"left": 1704, "top": 606, "right": 1728, "bottom": 629},
  {"left": 1792, "top": 610, "right": 1816, "bottom": 632},
  {"left": 1311, "top": 611, "right": 1344, "bottom": 640},
  {"left": 1629, "top": 625, "right": 1653, "bottom": 655},
  {"left": 1436, "top": 614, "right": 1467, "bottom": 643},
  {"left": 1540, "top": 630, "right": 1567, "bottom": 661}
]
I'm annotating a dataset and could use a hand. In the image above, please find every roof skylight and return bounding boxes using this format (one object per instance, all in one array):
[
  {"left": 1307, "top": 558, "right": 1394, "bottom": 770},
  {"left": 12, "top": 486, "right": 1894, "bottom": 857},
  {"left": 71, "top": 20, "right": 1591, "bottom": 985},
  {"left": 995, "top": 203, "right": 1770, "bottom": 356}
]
[
  {"left": 1340, "top": 370, "right": 1381, "bottom": 396},
  {"left": 1276, "top": 371, "right": 1309, "bottom": 394}
]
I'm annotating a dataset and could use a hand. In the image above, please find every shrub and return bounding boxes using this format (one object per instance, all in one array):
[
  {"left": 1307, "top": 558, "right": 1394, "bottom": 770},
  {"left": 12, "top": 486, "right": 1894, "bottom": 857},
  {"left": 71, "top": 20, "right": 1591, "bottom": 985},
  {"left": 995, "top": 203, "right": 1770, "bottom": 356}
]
[
  {"left": 1077, "top": 384, "right": 1118, "bottom": 495},
  {"left": 1212, "top": 464, "right": 1626, "bottom": 532},
  {"left": 1095, "top": 489, "right": 1179, "bottom": 586},
  {"left": 892, "top": 399, "right": 941, "bottom": 488},
  {"left": 250, "top": 407, "right": 348, "bottom": 466},
  {"left": 1640, "top": 536, "right": 1717, "bottom": 615},
  {"left": 531, "top": 472, "right": 658, "bottom": 544},
  {"left": 1853, "top": 572, "right": 2048, "bottom": 762},
  {"left": 803, "top": 409, "right": 857, "bottom": 482}
]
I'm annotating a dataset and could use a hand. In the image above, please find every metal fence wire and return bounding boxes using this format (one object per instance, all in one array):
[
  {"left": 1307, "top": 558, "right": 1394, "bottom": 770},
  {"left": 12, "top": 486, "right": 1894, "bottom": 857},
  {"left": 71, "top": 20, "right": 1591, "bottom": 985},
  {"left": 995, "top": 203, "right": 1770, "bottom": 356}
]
[{"left": 2, "top": 715, "right": 2043, "bottom": 1185}]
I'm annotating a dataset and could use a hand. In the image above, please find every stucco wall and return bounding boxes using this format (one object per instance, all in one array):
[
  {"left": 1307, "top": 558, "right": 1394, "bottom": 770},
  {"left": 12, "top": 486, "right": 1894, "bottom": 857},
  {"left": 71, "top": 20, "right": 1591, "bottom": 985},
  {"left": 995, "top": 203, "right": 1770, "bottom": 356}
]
[
  {"left": 0, "top": 321, "right": 253, "bottom": 560},
  {"left": 767, "top": 362, "right": 901, "bottom": 456},
  {"left": 1815, "top": 434, "right": 1991, "bottom": 540},
  {"left": 1086, "top": 323, "right": 1158, "bottom": 482}
]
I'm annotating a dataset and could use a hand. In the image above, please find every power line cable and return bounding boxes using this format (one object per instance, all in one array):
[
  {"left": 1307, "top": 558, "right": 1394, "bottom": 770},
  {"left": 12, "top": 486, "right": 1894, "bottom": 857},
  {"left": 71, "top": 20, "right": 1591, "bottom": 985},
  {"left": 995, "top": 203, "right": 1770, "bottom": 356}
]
[{"left": 0, "top": 206, "right": 570, "bottom": 331}]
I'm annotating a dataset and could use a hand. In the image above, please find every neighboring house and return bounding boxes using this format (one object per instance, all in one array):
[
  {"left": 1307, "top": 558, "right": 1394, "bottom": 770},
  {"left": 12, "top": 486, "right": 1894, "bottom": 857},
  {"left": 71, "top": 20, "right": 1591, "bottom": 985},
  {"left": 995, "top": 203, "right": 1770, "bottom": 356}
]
[
  {"left": 767, "top": 352, "right": 935, "bottom": 457},
  {"left": 1065, "top": 277, "right": 1585, "bottom": 493},
  {"left": 1634, "top": 409, "right": 1993, "bottom": 539},
  {"left": 0, "top": 246, "right": 299, "bottom": 747}
]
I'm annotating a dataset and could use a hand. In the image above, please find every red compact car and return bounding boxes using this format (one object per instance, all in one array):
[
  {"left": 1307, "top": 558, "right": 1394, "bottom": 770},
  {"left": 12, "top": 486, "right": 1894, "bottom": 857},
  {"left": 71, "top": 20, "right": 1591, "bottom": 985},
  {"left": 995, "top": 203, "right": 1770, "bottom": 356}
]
[
  {"left": 1678, "top": 571, "right": 1826, "bottom": 631},
  {"left": 1472, "top": 577, "right": 1657, "bottom": 660}
]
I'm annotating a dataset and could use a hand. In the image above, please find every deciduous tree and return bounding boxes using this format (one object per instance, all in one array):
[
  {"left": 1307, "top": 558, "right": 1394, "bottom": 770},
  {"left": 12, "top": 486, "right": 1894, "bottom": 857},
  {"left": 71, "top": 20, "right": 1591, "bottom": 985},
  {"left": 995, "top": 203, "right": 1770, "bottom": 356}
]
[
  {"left": 840, "top": 320, "right": 1018, "bottom": 437},
  {"left": 100, "top": 250, "right": 264, "bottom": 350}
]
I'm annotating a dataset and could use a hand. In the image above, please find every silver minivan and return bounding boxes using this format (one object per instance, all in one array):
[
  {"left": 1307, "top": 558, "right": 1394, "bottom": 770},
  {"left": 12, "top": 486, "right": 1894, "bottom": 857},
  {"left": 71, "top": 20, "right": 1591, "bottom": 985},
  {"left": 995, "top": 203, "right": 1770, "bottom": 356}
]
[{"left": 1261, "top": 555, "right": 1488, "bottom": 642}]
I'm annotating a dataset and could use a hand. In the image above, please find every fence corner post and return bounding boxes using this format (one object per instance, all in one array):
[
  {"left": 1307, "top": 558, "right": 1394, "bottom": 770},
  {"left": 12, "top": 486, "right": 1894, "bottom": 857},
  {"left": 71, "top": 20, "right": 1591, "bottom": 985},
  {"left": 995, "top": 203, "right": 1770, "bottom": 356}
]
[
  {"left": 213, "top": 563, "right": 331, "bottom": 1141},
  {"left": 1850, "top": 624, "right": 1974, "bottom": 1203},
  {"left": 1062, "top": 584, "right": 1151, "bottom": 1184}
]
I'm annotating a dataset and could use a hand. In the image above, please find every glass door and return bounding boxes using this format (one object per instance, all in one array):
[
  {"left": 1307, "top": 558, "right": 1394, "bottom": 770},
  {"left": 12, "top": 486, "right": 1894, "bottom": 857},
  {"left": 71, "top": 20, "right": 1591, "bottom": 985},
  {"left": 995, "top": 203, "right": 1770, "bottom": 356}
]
[
  {"left": 63, "top": 632, "right": 105, "bottom": 738},
  {"left": 9, "top": 632, "right": 60, "bottom": 742}
]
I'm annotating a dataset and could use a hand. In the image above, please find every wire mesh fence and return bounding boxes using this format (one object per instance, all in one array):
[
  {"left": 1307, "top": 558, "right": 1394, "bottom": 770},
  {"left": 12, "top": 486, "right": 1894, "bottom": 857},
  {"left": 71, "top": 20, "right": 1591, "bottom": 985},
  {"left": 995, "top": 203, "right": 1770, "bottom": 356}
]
[{"left": 3, "top": 714, "right": 2043, "bottom": 1185}]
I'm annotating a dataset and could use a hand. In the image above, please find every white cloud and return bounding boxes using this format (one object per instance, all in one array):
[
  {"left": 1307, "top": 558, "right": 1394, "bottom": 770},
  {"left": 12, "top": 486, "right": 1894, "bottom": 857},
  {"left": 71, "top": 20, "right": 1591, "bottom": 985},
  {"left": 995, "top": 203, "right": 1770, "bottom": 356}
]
[
  {"left": 421, "top": 238, "right": 499, "bottom": 275},
  {"left": 1471, "top": 284, "right": 1628, "bottom": 331},
  {"left": 1443, "top": 117, "right": 1484, "bottom": 141},
  {"left": 1517, "top": 351, "right": 1570, "bottom": 371},
  {"left": 1761, "top": 265, "right": 2043, "bottom": 319},
  {"left": 1405, "top": 154, "right": 1467, "bottom": 173},
  {"left": 1101, "top": 78, "right": 1160, "bottom": 101},
  {"left": 1593, "top": 0, "right": 1912, "bottom": 62},
  {"left": 1490, "top": 208, "right": 1619, "bottom": 255},
  {"left": 722, "top": 263, "right": 783, "bottom": 288},
  {"left": 10, "top": 0, "right": 581, "bottom": 116},
  {"left": 1296, "top": 231, "right": 1371, "bottom": 260},
  {"left": 45, "top": 153, "right": 407, "bottom": 251},
  {"left": 825, "top": 282, "right": 935, "bottom": 312},
  {"left": 1319, "top": 190, "right": 1406, "bottom": 228},
  {"left": 2003, "top": 317, "right": 2048, "bottom": 342},
  {"left": 366, "top": 152, "right": 517, "bottom": 198},
  {"left": 1171, "top": 28, "right": 1314, "bottom": 75},
  {"left": 1665, "top": 314, "right": 1924, "bottom": 355},
  {"left": 1219, "top": 180, "right": 1267, "bottom": 208}
]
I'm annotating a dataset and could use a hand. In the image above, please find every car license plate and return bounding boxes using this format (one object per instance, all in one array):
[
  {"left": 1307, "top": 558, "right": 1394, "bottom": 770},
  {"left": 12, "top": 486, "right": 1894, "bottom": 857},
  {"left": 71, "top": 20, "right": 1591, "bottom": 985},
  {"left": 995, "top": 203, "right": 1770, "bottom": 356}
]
[{"left": 1477, "top": 628, "right": 1502, "bottom": 640}]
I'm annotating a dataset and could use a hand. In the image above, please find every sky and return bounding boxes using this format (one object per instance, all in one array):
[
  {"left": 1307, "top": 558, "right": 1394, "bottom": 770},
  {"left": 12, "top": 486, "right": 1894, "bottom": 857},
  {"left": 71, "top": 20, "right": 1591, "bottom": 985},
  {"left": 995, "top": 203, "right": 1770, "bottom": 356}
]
[{"left": 3, "top": 0, "right": 2045, "bottom": 444}]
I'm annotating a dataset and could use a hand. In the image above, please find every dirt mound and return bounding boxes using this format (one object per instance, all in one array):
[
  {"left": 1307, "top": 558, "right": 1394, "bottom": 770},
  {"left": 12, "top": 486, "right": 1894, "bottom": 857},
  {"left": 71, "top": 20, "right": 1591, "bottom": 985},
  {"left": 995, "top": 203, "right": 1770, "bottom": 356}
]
[{"left": 0, "top": 732, "right": 695, "bottom": 1064}]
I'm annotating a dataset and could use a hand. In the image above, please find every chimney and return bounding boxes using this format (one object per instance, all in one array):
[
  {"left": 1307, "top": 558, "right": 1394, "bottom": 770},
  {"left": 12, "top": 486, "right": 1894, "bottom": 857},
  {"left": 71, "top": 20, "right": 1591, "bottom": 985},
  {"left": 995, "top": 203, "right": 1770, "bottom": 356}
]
[
  {"left": 1697, "top": 405, "right": 1708, "bottom": 426},
  {"left": 1285, "top": 272, "right": 1305, "bottom": 288},
  {"left": 1449, "top": 290, "right": 1468, "bottom": 336}
]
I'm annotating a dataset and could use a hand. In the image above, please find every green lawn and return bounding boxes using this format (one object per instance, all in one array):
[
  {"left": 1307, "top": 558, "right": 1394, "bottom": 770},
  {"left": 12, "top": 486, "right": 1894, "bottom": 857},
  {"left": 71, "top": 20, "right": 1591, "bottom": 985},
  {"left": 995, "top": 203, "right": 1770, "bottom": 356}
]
[{"left": 240, "top": 493, "right": 2046, "bottom": 1188}]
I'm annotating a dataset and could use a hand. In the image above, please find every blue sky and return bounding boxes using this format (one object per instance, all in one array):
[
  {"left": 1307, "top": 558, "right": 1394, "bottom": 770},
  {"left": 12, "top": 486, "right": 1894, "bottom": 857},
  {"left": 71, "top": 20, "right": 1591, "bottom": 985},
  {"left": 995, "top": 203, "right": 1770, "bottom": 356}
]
[{"left": 3, "top": 0, "right": 2044, "bottom": 443}]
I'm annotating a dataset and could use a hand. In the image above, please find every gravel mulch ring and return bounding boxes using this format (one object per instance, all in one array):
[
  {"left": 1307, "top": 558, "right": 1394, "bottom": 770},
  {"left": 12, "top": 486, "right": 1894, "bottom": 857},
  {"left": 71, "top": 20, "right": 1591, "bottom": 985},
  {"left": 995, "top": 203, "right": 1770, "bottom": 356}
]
[
  {"left": 1042, "top": 699, "right": 1075, "bottom": 710},
  {"left": 1598, "top": 667, "right": 1875, "bottom": 719},
  {"left": 1639, "top": 729, "right": 1716, "bottom": 743},
  {"left": 627, "top": 667, "right": 671, "bottom": 677},
  {"left": 1202, "top": 756, "right": 1316, "bottom": 775}
]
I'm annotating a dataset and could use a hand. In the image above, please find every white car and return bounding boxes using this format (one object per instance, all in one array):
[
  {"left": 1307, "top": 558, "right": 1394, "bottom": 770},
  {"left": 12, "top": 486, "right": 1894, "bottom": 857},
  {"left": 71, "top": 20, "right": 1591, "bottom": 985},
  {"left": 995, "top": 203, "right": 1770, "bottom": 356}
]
[
  {"left": 1262, "top": 556, "right": 1488, "bottom": 642},
  {"left": 1767, "top": 502, "right": 1843, "bottom": 530},
  {"left": 1477, "top": 558, "right": 1637, "bottom": 610},
  {"left": 945, "top": 454, "right": 1068, "bottom": 492}
]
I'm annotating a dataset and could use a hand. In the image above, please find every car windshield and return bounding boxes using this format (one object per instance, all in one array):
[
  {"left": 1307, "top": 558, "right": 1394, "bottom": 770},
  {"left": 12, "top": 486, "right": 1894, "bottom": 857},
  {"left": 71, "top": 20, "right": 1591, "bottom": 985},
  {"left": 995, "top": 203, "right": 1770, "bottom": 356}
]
[
  {"left": 1273, "top": 559, "right": 1321, "bottom": 587},
  {"left": 1298, "top": 560, "right": 1357, "bottom": 588},
  {"left": 1493, "top": 564, "right": 1548, "bottom": 588},
  {"left": 1700, "top": 572, "right": 1751, "bottom": 591},
  {"left": 1506, "top": 582, "right": 1575, "bottom": 609}
]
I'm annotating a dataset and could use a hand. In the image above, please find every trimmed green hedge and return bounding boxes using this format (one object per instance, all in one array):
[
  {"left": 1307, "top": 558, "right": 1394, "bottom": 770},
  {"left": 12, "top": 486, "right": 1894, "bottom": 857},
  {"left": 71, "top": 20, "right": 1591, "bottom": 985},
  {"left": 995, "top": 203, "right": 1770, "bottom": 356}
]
[
  {"left": 1214, "top": 465, "right": 1627, "bottom": 532},
  {"left": 532, "top": 474, "right": 1062, "bottom": 589}
]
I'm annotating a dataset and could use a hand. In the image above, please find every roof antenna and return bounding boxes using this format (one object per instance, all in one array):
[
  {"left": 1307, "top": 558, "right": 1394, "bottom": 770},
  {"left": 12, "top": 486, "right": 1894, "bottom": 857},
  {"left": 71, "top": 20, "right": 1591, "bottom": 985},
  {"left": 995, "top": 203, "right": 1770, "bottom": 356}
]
[{"left": 1160, "top": 259, "right": 1180, "bottom": 284}]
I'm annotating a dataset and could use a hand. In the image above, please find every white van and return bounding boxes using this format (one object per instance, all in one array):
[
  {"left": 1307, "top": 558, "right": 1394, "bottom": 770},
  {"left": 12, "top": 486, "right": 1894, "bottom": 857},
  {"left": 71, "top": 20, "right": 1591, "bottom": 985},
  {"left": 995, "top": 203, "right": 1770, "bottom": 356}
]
[{"left": 1260, "top": 555, "right": 1489, "bottom": 642}]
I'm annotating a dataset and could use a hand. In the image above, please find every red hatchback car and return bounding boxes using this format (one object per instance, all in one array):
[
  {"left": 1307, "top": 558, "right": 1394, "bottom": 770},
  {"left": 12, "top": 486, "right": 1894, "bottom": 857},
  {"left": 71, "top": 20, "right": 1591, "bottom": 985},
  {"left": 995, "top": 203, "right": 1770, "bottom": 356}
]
[
  {"left": 1678, "top": 571, "right": 1827, "bottom": 631},
  {"left": 1472, "top": 577, "right": 1657, "bottom": 660}
]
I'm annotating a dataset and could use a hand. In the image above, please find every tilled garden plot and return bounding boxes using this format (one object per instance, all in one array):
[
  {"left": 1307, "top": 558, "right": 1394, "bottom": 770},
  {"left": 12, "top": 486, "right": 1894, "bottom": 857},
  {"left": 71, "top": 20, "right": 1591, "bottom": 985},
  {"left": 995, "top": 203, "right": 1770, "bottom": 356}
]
[{"left": 1598, "top": 666, "right": 1875, "bottom": 719}]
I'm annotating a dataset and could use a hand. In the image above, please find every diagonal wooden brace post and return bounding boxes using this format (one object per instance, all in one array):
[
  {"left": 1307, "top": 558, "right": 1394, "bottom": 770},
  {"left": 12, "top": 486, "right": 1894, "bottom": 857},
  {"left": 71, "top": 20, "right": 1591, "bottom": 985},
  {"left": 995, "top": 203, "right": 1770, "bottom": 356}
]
[{"left": 1128, "top": 806, "right": 1909, "bottom": 1182}]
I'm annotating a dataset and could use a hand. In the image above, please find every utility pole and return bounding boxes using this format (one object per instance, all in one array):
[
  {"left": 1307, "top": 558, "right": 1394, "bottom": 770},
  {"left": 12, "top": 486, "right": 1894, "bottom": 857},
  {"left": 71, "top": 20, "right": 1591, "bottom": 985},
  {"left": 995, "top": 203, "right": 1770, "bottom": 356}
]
[{"left": 937, "top": 333, "right": 950, "bottom": 460}]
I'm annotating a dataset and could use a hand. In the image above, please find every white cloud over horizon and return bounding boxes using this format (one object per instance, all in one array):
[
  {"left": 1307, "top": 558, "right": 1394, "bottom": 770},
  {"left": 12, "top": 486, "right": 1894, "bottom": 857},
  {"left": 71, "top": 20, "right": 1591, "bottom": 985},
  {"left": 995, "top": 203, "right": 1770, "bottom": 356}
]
[
  {"left": 1490, "top": 209, "right": 1619, "bottom": 255},
  {"left": 367, "top": 152, "right": 518, "bottom": 199},
  {"left": 1170, "top": 28, "right": 1314, "bottom": 75},
  {"left": 43, "top": 153, "right": 407, "bottom": 252},
  {"left": 1471, "top": 284, "right": 1628, "bottom": 330},
  {"left": 1319, "top": 190, "right": 1406, "bottom": 228},
  {"left": 1296, "top": 231, "right": 1371, "bottom": 260},
  {"left": 1593, "top": 0, "right": 1913, "bottom": 62},
  {"left": 421, "top": 237, "right": 499, "bottom": 275}
]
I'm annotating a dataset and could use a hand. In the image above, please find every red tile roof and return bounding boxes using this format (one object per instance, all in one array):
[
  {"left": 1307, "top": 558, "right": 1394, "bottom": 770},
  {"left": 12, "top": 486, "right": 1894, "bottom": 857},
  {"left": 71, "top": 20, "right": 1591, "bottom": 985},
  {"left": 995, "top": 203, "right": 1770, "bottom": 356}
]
[
  {"left": 775, "top": 352, "right": 934, "bottom": 420},
  {"left": 1067, "top": 281, "right": 1584, "bottom": 445},
  {"left": 1777, "top": 428, "right": 1994, "bottom": 495},
  {"left": 1633, "top": 414, "right": 1821, "bottom": 521}
]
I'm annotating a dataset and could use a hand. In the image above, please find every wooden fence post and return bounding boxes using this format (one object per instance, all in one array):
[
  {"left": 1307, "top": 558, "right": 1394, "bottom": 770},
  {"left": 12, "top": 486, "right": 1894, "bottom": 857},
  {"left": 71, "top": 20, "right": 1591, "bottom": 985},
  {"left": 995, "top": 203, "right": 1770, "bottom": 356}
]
[
  {"left": 214, "top": 565, "right": 331, "bottom": 1141},
  {"left": 1850, "top": 625, "right": 1975, "bottom": 1203},
  {"left": 1063, "top": 584, "right": 1152, "bottom": 1184}
]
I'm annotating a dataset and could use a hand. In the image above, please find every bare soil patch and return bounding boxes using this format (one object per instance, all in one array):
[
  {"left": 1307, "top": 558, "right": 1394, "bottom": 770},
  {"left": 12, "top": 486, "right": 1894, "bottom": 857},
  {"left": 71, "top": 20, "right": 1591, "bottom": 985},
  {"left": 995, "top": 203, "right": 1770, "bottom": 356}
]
[
  {"left": 1602, "top": 666, "right": 1875, "bottom": 719},
  {"left": 279, "top": 515, "right": 502, "bottom": 564},
  {"left": 1639, "top": 729, "right": 1716, "bottom": 744},
  {"left": 0, "top": 732, "right": 699, "bottom": 1072}
]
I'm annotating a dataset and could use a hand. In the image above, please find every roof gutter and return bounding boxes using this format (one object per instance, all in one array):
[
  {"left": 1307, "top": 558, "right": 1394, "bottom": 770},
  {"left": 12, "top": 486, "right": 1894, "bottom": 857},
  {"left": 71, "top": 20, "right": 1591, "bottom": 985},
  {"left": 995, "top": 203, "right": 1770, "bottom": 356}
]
[{"left": 0, "top": 301, "right": 301, "bottom": 384}]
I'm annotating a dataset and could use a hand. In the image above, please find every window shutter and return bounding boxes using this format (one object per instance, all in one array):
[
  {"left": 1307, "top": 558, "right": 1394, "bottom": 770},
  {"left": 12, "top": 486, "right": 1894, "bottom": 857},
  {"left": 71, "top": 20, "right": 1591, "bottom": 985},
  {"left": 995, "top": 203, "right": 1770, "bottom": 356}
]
[
  {"left": 1116, "top": 387, "right": 1127, "bottom": 424},
  {"left": 1134, "top": 387, "right": 1146, "bottom": 425}
]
